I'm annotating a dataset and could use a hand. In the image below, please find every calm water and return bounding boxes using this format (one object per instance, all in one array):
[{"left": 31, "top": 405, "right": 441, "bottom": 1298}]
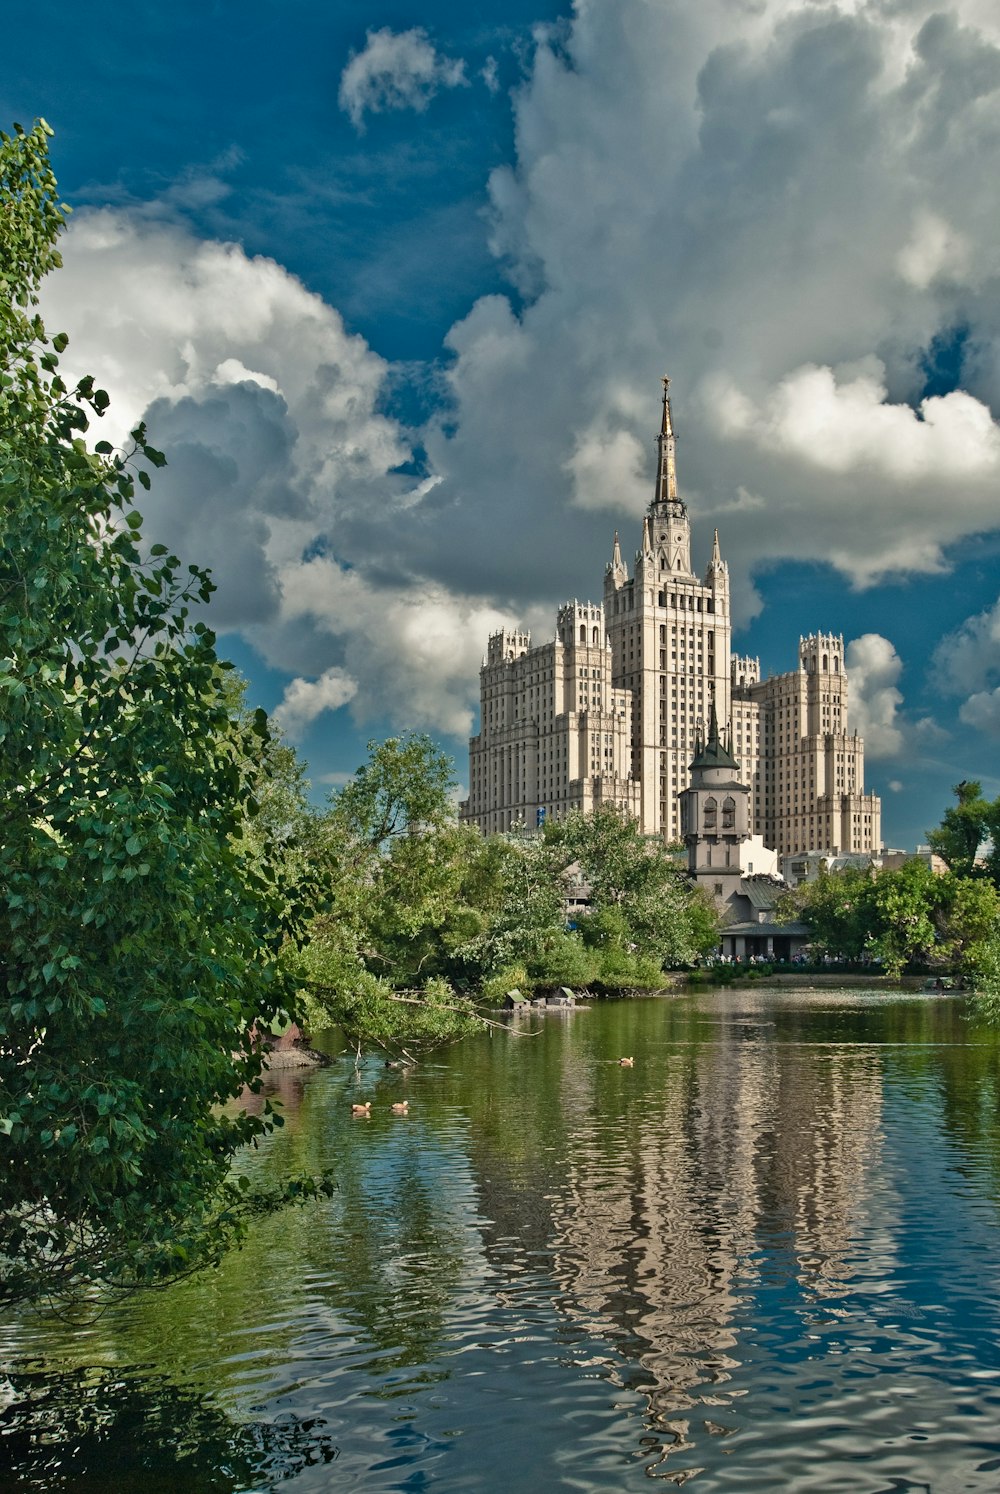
[{"left": 5, "top": 987, "right": 1000, "bottom": 1491}]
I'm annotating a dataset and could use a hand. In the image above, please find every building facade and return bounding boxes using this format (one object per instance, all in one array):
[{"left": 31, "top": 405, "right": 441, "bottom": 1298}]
[
  {"left": 462, "top": 379, "right": 881, "bottom": 858},
  {"left": 464, "top": 602, "right": 640, "bottom": 834}
]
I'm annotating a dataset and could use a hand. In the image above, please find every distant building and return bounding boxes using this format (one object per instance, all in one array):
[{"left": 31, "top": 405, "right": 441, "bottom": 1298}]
[{"left": 461, "top": 379, "right": 881, "bottom": 880}]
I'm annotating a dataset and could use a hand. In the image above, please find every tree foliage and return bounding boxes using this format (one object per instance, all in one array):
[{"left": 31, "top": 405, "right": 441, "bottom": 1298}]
[
  {"left": 546, "top": 805, "right": 719, "bottom": 969},
  {"left": 0, "top": 122, "right": 326, "bottom": 1306},
  {"left": 781, "top": 860, "right": 1000, "bottom": 980},
  {"left": 298, "top": 735, "right": 489, "bottom": 1054},
  {"left": 927, "top": 780, "right": 1000, "bottom": 885},
  {"left": 296, "top": 747, "right": 721, "bottom": 1051}
]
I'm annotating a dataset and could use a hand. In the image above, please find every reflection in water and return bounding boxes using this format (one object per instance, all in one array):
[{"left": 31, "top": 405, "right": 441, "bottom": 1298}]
[
  {"left": 0, "top": 1363, "right": 338, "bottom": 1492},
  {"left": 5, "top": 990, "right": 1000, "bottom": 1490},
  {"left": 465, "top": 994, "right": 891, "bottom": 1481}
]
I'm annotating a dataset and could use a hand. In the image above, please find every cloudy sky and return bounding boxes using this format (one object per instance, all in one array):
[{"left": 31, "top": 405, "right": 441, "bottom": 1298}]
[{"left": 5, "top": 0, "right": 1000, "bottom": 847}]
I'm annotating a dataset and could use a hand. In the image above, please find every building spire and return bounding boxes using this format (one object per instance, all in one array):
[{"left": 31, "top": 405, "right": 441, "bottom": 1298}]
[
  {"left": 654, "top": 375, "right": 679, "bottom": 506},
  {"left": 707, "top": 693, "right": 720, "bottom": 748},
  {"left": 612, "top": 530, "right": 622, "bottom": 568}
]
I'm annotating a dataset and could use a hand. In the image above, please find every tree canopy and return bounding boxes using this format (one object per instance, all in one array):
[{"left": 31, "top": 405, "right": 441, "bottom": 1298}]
[
  {"left": 547, "top": 805, "right": 719, "bottom": 969},
  {"left": 927, "top": 780, "right": 1000, "bottom": 885},
  {"left": 781, "top": 858, "right": 1000, "bottom": 980},
  {"left": 296, "top": 745, "right": 720, "bottom": 1054},
  {"left": 0, "top": 122, "right": 325, "bottom": 1306}
]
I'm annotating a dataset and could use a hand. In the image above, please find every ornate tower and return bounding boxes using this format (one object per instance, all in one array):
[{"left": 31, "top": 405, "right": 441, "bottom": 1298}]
[
  {"left": 648, "top": 377, "right": 691, "bottom": 574},
  {"left": 678, "top": 701, "right": 750, "bottom": 904},
  {"left": 604, "top": 378, "right": 733, "bottom": 841}
]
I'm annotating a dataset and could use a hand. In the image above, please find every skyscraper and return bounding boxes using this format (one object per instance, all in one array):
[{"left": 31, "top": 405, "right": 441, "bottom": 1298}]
[{"left": 461, "top": 380, "right": 880, "bottom": 858}]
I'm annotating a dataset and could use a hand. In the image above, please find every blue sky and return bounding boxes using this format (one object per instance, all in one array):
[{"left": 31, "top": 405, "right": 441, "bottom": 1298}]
[{"left": 5, "top": 0, "right": 1000, "bottom": 849}]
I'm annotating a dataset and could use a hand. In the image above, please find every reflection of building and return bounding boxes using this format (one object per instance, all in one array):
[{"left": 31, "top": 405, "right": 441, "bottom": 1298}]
[
  {"left": 465, "top": 1002, "right": 885, "bottom": 1478},
  {"left": 462, "top": 380, "right": 881, "bottom": 863}
]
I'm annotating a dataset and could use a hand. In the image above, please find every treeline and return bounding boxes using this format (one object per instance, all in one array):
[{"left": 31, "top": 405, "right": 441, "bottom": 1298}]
[
  {"left": 258, "top": 731, "right": 720, "bottom": 1054},
  {"left": 779, "top": 782, "right": 1000, "bottom": 997}
]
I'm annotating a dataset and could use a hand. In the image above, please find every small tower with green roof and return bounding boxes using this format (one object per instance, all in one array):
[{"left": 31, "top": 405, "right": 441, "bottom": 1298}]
[{"left": 679, "top": 698, "right": 751, "bottom": 905}]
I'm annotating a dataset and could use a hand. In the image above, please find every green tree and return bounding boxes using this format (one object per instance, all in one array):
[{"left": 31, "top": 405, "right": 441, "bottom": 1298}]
[
  {"left": 927, "top": 781, "right": 993, "bottom": 880},
  {"left": 298, "top": 736, "right": 488, "bottom": 1054},
  {"left": 778, "top": 865, "right": 877, "bottom": 959},
  {"left": 784, "top": 860, "right": 1000, "bottom": 980},
  {"left": 548, "top": 805, "right": 719, "bottom": 969},
  {"left": 332, "top": 731, "right": 454, "bottom": 849},
  {"left": 868, "top": 860, "right": 940, "bottom": 978},
  {"left": 0, "top": 122, "right": 325, "bottom": 1306},
  {"left": 447, "top": 827, "right": 569, "bottom": 994}
]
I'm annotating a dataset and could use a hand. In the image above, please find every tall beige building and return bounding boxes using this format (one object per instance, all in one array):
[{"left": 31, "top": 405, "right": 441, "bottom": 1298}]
[
  {"left": 603, "top": 382, "right": 731, "bottom": 841},
  {"left": 464, "top": 601, "right": 639, "bottom": 834},
  {"left": 462, "top": 379, "right": 881, "bottom": 857}
]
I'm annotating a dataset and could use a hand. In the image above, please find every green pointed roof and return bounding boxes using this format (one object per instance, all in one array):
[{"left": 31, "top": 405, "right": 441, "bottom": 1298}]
[{"left": 690, "top": 699, "right": 739, "bottom": 771}]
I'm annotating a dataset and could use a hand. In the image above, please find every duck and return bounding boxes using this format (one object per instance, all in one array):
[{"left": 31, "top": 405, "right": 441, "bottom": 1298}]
[
  {"left": 618, "top": 1057, "right": 634, "bottom": 1067},
  {"left": 391, "top": 1101, "right": 409, "bottom": 1114},
  {"left": 351, "top": 1101, "right": 372, "bottom": 1115}
]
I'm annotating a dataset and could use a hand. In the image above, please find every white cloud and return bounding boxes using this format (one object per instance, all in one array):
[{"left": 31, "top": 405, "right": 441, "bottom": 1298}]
[
  {"left": 914, "top": 716, "right": 950, "bottom": 746},
  {"left": 418, "top": 0, "right": 1000, "bottom": 613},
  {"left": 339, "top": 28, "right": 467, "bottom": 131},
  {"left": 845, "top": 634, "right": 904, "bottom": 759},
  {"left": 960, "top": 688, "right": 1000, "bottom": 736},
  {"left": 931, "top": 596, "right": 1000, "bottom": 696},
  {"left": 44, "top": 210, "right": 405, "bottom": 507},
  {"left": 273, "top": 669, "right": 359, "bottom": 741},
  {"left": 37, "top": 0, "right": 1000, "bottom": 752},
  {"left": 934, "top": 595, "right": 1000, "bottom": 739},
  {"left": 316, "top": 770, "right": 356, "bottom": 789},
  {"left": 564, "top": 425, "right": 647, "bottom": 512},
  {"left": 39, "top": 211, "right": 501, "bottom": 736},
  {"left": 897, "top": 210, "right": 970, "bottom": 289},
  {"left": 708, "top": 362, "right": 1000, "bottom": 481},
  {"left": 278, "top": 557, "right": 526, "bottom": 738}
]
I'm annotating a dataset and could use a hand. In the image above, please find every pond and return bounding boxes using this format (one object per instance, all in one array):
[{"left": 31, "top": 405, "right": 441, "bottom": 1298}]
[{"left": 5, "top": 987, "right": 1000, "bottom": 1491}]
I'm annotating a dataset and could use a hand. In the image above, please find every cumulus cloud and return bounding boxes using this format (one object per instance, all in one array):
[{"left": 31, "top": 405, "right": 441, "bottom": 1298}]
[
  {"left": 931, "top": 596, "right": 1000, "bottom": 739},
  {"left": 897, "top": 210, "right": 970, "bottom": 289},
  {"left": 339, "top": 27, "right": 467, "bottom": 130},
  {"left": 278, "top": 556, "right": 528, "bottom": 738},
  {"left": 845, "top": 634, "right": 904, "bottom": 758},
  {"left": 44, "top": 210, "right": 406, "bottom": 506},
  {"left": 914, "top": 716, "right": 951, "bottom": 746},
  {"left": 931, "top": 596, "right": 1000, "bottom": 696},
  {"left": 960, "top": 688, "right": 1000, "bottom": 736},
  {"left": 414, "top": 0, "right": 1000, "bottom": 616},
  {"left": 40, "top": 210, "right": 494, "bottom": 735},
  {"left": 272, "top": 668, "right": 359, "bottom": 741}
]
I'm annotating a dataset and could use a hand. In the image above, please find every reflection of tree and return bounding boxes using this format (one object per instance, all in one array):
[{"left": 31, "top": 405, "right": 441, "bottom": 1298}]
[
  {"left": 1, "top": 1060, "right": 481, "bottom": 1430},
  {"left": 0, "top": 1365, "right": 338, "bottom": 1492},
  {"left": 317, "top": 1122, "right": 480, "bottom": 1373},
  {"left": 914, "top": 999, "right": 1000, "bottom": 1197}
]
